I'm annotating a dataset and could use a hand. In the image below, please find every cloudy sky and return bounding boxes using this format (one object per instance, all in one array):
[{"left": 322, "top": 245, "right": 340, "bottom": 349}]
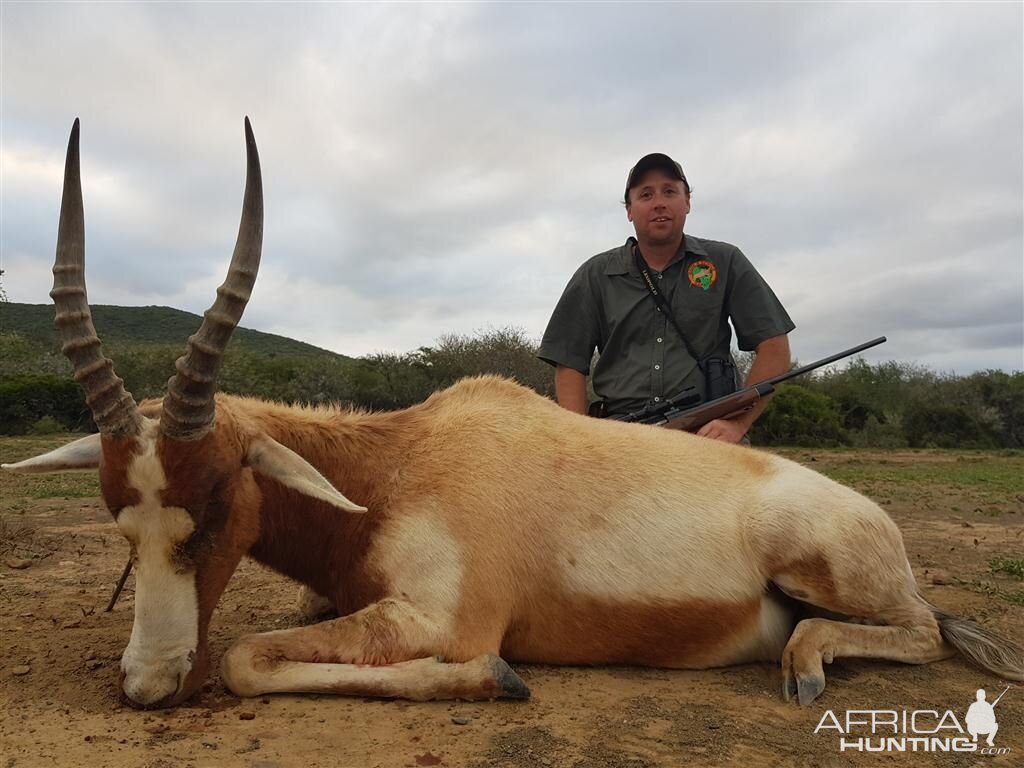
[{"left": 2, "top": 2, "right": 1021, "bottom": 374}]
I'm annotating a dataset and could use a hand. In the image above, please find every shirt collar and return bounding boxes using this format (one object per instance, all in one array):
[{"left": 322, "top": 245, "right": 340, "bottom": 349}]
[{"left": 604, "top": 235, "right": 708, "bottom": 276}]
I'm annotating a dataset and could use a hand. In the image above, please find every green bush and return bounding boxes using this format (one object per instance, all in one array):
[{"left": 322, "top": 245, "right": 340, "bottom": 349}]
[
  {"left": 751, "top": 384, "right": 847, "bottom": 447},
  {"left": 902, "top": 403, "right": 995, "bottom": 449},
  {"left": 0, "top": 374, "right": 92, "bottom": 435},
  {"left": 30, "top": 416, "right": 65, "bottom": 435}
]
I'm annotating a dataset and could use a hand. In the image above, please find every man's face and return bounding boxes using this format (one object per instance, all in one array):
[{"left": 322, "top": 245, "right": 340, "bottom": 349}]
[{"left": 626, "top": 168, "right": 690, "bottom": 247}]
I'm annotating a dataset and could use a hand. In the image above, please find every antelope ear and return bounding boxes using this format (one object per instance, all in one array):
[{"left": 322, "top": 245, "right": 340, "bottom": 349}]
[
  {"left": 245, "top": 436, "right": 368, "bottom": 513},
  {"left": 2, "top": 433, "right": 102, "bottom": 473}
]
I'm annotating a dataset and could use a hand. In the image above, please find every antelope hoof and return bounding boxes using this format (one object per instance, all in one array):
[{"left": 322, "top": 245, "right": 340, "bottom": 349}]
[
  {"left": 782, "top": 672, "right": 798, "bottom": 702},
  {"left": 797, "top": 674, "right": 826, "bottom": 706},
  {"left": 486, "top": 655, "right": 531, "bottom": 700}
]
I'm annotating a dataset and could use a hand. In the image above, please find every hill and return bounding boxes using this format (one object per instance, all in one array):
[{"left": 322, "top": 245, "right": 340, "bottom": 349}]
[
  {"left": 0, "top": 303, "right": 350, "bottom": 362},
  {"left": 1, "top": 302, "right": 363, "bottom": 432}
]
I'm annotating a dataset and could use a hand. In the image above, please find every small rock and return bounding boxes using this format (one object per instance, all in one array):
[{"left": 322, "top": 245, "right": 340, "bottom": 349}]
[
  {"left": 234, "top": 737, "right": 261, "bottom": 754},
  {"left": 239, "top": 711, "right": 256, "bottom": 721},
  {"left": 12, "top": 666, "right": 30, "bottom": 676},
  {"left": 5, "top": 558, "right": 32, "bottom": 570},
  {"left": 143, "top": 723, "right": 168, "bottom": 735},
  {"left": 961, "top": 521, "right": 974, "bottom": 528},
  {"left": 930, "top": 573, "right": 951, "bottom": 586},
  {"left": 85, "top": 660, "right": 104, "bottom": 671},
  {"left": 62, "top": 620, "right": 81, "bottom": 630},
  {"left": 451, "top": 717, "right": 470, "bottom": 725}
]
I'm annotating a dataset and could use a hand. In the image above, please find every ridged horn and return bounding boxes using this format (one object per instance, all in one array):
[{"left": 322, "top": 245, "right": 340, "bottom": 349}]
[
  {"left": 50, "top": 119, "right": 141, "bottom": 436},
  {"left": 161, "top": 117, "right": 263, "bottom": 441}
]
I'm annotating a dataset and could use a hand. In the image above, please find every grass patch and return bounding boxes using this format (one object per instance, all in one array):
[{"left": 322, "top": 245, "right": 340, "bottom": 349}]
[
  {"left": 990, "top": 556, "right": 1024, "bottom": 581},
  {"left": 0, "top": 433, "right": 101, "bottom": 499},
  {"left": 816, "top": 459, "right": 1024, "bottom": 494},
  {"left": 776, "top": 450, "right": 1024, "bottom": 515},
  {"left": 0, "top": 433, "right": 90, "bottom": 464},
  {"left": 25, "top": 475, "right": 100, "bottom": 499}
]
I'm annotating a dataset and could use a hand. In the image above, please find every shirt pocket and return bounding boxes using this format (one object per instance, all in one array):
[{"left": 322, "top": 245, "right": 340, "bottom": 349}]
[
  {"left": 599, "top": 276, "right": 650, "bottom": 347},
  {"left": 671, "top": 279, "right": 726, "bottom": 358}
]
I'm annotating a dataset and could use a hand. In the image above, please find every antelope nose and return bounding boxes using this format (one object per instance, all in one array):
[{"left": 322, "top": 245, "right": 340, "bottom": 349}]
[{"left": 120, "top": 656, "right": 191, "bottom": 708}]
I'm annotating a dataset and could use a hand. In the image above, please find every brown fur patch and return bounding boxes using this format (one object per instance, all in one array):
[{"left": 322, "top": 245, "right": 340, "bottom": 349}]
[
  {"left": 98, "top": 435, "right": 142, "bottom": 514},
  {"left": 247, "top": 478, "right": 389, "bottom": 617},
  {"left": 735, "top": 447, "right": 774, "bottom": 476},
  {"left": 500, "top": 596, "right": 762, "bottom": 668},
  {"left": 770, "top": 554, "right": 838, "bottom": 608}
]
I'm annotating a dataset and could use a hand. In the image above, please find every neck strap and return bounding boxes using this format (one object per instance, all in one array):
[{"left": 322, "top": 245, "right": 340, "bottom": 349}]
[{"left": 632, "top": 240, "right": 703, "bottom": 369}]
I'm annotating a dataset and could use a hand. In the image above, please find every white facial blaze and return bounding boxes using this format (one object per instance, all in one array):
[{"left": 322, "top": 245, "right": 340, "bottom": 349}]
[{"left": 116, "top": 423, "right": 200, "bottom": 706}]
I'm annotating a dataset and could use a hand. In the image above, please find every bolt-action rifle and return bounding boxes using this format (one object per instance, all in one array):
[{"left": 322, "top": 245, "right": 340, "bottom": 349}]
[{"left": 609, "top": 336, "right": 887, "bottom": 431}]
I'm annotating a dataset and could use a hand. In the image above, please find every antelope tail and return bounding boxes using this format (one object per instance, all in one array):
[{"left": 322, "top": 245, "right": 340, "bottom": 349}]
[{"left": 926, "top": 601, "right": 1024, "bottom": 682}]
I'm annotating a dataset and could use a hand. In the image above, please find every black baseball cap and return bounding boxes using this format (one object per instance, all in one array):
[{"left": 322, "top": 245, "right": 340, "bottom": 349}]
[{"left": 624, "top": 153, "right": 689, "bottom": 202}]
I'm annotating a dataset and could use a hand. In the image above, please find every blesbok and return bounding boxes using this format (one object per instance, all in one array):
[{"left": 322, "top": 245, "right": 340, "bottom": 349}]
[{"left": 5, "top": 120, "right": 1022, "bottom": 711}]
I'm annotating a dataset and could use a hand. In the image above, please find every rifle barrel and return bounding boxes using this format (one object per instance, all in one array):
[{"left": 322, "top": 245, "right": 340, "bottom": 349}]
[{"left": 760, "top": 336, "right": 887, "bottom": 388}]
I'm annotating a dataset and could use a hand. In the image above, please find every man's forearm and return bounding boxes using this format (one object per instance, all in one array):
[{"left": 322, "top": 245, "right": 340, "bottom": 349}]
[
  {"left": 731, "top": 335, "right": 791, "bottom": 429},
  {"left": 554, "top": 366, "right": 589, "bottom": 414}
]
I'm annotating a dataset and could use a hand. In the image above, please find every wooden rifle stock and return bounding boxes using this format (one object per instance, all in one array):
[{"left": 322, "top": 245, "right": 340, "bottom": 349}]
[
  {"left": 655, "top": 336, "right": 888, "bottom": 433},
  {"left": 662, "top": 384, "right": 771, "bottom": 432}
]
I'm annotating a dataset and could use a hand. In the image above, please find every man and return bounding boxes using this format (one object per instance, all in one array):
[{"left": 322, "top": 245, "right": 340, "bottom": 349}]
[{"left": 538, "top": 153, "right": 794, "bottom": 443}]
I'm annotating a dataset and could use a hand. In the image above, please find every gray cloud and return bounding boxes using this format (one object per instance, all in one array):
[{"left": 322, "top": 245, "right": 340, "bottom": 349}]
[{"left": 2, "top": 2, "right": 1021, "bottom": 373}]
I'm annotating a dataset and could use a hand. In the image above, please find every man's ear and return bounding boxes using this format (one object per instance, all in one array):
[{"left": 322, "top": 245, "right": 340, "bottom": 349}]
[
  {"left": 245, "top": 436, "right": 368, "bottom": 513},
  {"left": 2, "top": 433, "right": 102, "bottom": 473},
  {"left": 626, "top": 204, "right": 634, "bottom": 223}
]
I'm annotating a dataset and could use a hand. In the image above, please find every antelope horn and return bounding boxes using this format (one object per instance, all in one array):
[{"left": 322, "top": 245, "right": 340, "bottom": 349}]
[
  {"left": 51, "top": 119, "right": 141, "bottom": 436},
  {"left": 161, "top": 117, "right": 263, "bottom": 441}
]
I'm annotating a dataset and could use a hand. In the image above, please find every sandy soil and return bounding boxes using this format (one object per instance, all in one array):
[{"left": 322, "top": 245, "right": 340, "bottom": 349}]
[{"left": 1, "top": 447, "right": 1021, "bottom": 768}]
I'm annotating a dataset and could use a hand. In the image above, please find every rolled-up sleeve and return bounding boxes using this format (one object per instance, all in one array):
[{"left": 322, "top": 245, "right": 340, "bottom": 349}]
[{"left": 538, "top": 265, "right": 600, "bottom": 374}]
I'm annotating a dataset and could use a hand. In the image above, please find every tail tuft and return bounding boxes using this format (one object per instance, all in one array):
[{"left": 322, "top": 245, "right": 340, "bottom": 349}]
[{"left": 929, "top": 603, "right": 1024, "bottom": 682}]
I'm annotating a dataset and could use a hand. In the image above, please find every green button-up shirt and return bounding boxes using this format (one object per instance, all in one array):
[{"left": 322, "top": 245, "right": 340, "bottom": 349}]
[{"left": 539, "top": 235, "right": 795, "bottom": 415}]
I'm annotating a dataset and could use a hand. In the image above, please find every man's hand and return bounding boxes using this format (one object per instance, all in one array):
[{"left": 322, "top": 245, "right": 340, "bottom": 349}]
[
  {"left": 698, "top": 334, "right": 790, "bottom": 443},
  {"left": 696, "top": 417, "right": 749, "bottom": 443}
]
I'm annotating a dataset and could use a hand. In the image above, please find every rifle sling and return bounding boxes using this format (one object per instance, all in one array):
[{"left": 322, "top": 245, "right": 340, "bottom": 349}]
[{"left": 632, "top": 242, "right": 705, "bottom": 372}]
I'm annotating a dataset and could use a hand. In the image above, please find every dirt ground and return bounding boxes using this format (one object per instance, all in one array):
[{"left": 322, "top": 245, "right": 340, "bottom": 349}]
[{"left": 1, "top": 444, "right": 1021, "bottom": 768}]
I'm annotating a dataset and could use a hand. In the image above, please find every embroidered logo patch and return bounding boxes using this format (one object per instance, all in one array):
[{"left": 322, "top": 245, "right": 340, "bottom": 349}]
[{"left": 688, "top": 260, "right": 717, "bottom": 291}]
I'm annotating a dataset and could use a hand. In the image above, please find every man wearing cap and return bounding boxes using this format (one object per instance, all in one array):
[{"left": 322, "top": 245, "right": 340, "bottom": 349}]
[{"left": 538, "top": 153, "right": 794, "bottom": 443}]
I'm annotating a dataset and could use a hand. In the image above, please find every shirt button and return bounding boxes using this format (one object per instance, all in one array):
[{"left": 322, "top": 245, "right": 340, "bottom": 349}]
[
  {"left": 656, "top": 337, "right": 663, "bottom": 343},
  {"left": 654, "top": 397, "right": 661, "bottom": 402},
  {"left": 657, "top": 274, "right": 663, "bottom": 281},
  {"left": 654, "top": 364, "right": 661, "bottom": 370}
]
